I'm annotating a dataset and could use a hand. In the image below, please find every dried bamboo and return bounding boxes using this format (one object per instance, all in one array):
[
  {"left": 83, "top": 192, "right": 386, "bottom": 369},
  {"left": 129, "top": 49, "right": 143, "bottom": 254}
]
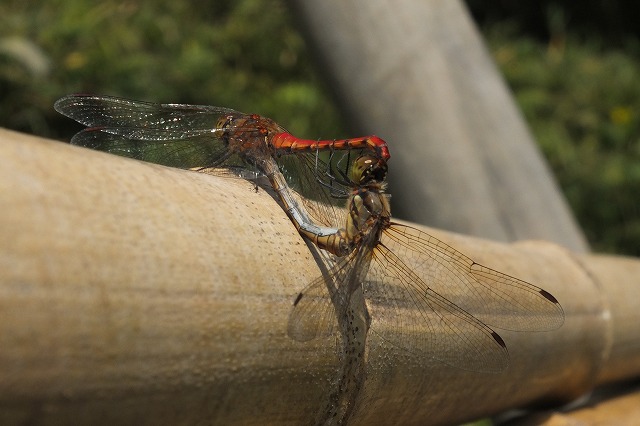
[{"left": 1, "top": 129, "right": 638, "bottom": 425}]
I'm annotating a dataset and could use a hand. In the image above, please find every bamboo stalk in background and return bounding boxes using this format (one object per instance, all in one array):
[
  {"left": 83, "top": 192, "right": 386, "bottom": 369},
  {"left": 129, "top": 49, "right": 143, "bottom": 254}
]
[
  {"left": 286, "top": 0, "right": 589, "bottom": 252},
  {"left": 0, "top": 129, "right": 639, "bottom": 425}
]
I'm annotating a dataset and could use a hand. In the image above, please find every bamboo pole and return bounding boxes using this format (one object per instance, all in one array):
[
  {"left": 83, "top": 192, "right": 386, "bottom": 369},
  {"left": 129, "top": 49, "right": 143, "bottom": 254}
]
[
  {"left": 286, "top": 0, "right": 588, "bottom": 252},
  {"left": 1, "top": 129, "right": 639, "bottom": 425}
]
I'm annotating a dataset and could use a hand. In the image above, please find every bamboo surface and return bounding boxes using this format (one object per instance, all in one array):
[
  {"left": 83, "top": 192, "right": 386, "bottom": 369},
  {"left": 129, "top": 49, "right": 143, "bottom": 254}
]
[
  {"left": 1, "top": 129, "right": 639, "bottom": 425},
  {"left": 502, "top": 383, "right": 640, "bottom": 426}
]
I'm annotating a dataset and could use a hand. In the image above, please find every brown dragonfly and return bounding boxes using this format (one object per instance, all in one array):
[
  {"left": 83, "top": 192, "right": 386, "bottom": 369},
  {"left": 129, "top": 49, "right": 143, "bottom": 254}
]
[{"left": 287, "top": 153, "right": 565, "bottom": 372}]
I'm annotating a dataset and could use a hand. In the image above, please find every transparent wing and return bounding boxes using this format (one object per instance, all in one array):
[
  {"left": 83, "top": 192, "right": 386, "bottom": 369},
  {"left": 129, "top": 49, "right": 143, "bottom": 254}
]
[
  {"left": 55, "top": 94, "right": 265, "bottom": 170},
  {"left": 69, "top": 128, "right": 242, "bottom": 170},
  {"left": 367, "top": 242, "right": 510, "bottom": 372},
  {"left": 287, "top": 274, "right": 337, "bottom": 342},
  {"left": 54, "top": 94, "right": 241, "bottom": 134},
  {"left": 381, "top": 223, "right": 565, "bottom": 331},
  {"left": 287, "top": 250, "right": 359, "bottom": 342},
  {"left": 278, "top": 151, "right": 351, "bottom": 230}
]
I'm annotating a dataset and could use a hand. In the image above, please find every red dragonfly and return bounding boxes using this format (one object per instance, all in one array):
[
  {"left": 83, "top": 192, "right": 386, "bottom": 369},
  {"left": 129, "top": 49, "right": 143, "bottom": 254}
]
[
  {"left": 54, "top": 95, "right": 388, "bottom": 166},
  {"left": 54, "top": 94, "right": 389, "bottom": 233}
]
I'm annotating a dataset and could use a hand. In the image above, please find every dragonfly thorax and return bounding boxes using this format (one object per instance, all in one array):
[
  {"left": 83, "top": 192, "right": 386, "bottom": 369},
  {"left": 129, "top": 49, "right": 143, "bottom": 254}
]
[
  {"left": 216, "top": 113, "right": 284, "bottom": 157},
  {"left": 345, "top": 186, "right": 391, "bottom": 251}
]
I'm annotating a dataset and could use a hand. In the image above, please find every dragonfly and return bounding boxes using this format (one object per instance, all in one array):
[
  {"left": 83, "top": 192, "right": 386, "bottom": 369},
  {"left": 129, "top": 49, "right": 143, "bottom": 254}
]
[
  {"left": 287, "top": 153, "right": 565, "bottom": 372},
  {"left": 54, "top": 94, "right": 389, "bottom": 235}
]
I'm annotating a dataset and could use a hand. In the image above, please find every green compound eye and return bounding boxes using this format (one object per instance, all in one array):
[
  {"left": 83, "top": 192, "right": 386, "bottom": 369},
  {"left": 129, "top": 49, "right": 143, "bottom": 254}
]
[{"left": 350, "top": 154, "right": 387, "bottom": 185}]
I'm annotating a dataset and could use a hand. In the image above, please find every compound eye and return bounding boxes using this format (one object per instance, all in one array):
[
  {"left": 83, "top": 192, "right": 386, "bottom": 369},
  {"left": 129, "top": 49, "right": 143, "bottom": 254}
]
[{"left": 350, "top": 155, "right": 387, "bottom": 184}]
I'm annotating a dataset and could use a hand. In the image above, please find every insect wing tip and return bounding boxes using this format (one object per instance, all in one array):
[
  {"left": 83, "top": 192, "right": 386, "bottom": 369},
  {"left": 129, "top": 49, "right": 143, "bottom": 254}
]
[
  {"left": 539, "top": 289, "right": 559, "bottom": 304},
  {"left": 491, "top": 331, "right": 507, "bottom": 349}
]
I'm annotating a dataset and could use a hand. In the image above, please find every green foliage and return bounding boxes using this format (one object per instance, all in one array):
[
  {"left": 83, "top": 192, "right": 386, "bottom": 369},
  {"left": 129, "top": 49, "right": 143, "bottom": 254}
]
[
  {"left": 1, "top": 1, "right": 637, "bottom": 255},
  {"left": 0, "top": 0, "right": 344, "bottom": 139},
  {"left": 486, "top": 26, "right": 639, "bottom": 255}
]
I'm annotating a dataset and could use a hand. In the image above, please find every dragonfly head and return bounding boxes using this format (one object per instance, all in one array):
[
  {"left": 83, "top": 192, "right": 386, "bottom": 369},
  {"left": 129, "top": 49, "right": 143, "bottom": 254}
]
[{"left": 350, "top": 154, "right": 388, "bottom": 186}]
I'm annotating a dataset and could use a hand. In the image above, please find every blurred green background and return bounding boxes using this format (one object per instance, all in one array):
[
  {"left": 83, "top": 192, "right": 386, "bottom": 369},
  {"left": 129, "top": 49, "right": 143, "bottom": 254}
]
[{"left": 1, "top": 0, "right": 638, "bottom": 255}]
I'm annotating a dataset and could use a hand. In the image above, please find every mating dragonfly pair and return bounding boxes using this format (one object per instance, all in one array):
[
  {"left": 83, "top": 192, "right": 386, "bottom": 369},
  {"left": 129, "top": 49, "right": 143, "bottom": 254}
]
[{"left": 55, "top": 95, "right": 564, "bottom": 372}]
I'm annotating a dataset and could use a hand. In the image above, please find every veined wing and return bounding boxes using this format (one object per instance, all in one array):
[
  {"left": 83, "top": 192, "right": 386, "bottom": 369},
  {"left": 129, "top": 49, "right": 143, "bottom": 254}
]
[
  {"left": 367, "top": 241, "right": 509, "bottom": 372},
  {"left": 68, "top": 128, "right": 241, "bottom": 170},
  {"left": 278, "top": 151, "right": 351, "bottom": 230},
  {"left": 55, "top": 94, "right": 257, "bottom": 170},
  {"left": 54, "top": 94, "right": 243, "bottom": 136},
  {"left": 287, "top": 272, "right": 339, "bottom": 343},
  {"left": 287, "top": 255, "right": 349, "bottom": 342},
  {"left": 288, "top": 224, "right": 512, "bottom": 371},
  {"left": 381, "top": 223, "right": 565, "bottom": 332},
  {"left": 287, "top": 241, "right": 373, "bottom": 342}
]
